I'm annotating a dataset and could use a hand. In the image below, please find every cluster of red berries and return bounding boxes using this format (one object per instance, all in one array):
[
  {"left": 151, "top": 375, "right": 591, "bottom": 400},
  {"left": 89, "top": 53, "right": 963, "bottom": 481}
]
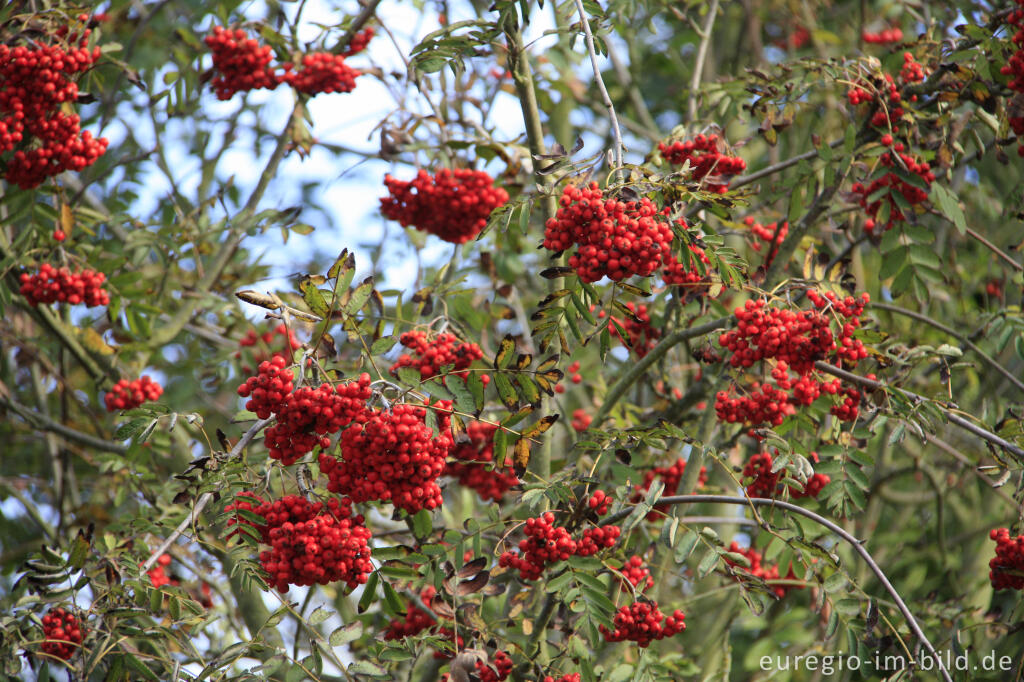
[
  {"left": 743, "top": 451, "right": 830, "bottom": 499},
  {"left": 662, "top": 245, "right": 712, "bottom": 293},
  {"left": 383, "top": 586, "right": 437, "bottom": 640},
  {"left": 283, "top": 51, "right": 360, "bottom": 95},
  {"left": 19, "top": 264, "right": 109, "bottom": 307},
  {"left": 498, "top": 511, "right": 620, "bottom": 580},
  {"left": 773, "top": 25, "right": 810, "bottom": 51},
  {"left": 595, "top": 303, "right": 661, "bottom": 358},
  {"left": 205, "top": 26, "right": 278, "bottom": 99},
  {"left": 226, "top": 494, "right": 372, "bottom": 591},
  {"left": 588, "top": 490, "right": 611, "bottom": 515},
  {"left": 469, "top": 651, "right": 514, "bottom": 682},
  {"left": 851, "top": 147, "right": 934, "bottom": 234},
  {"left": 989, "top": 527, "right": 1024, "bottom": 590},
  {"left": 542, "top": 182, "right": 676, "bottom": 283},
  {"left": 862, "top": 27, "right": 903, "bottom": 44},
  {"left": 847, "top": 70, "right": 910, "bottom": 135},
  {"left": 320, "top": 401, "right": 454, "bottom": 513},
  {"left": 380, "top": 169, "right": 509, "bottom": 244},
  {"left": 236, "top": 323, "right": 301, "bottom": 372},
  {"left": 206, "top": 26, "right": 373, "bottom": 100},
  {"left": 446, "top": 420, "right": 519, "bottom": 502},
  {"left": 40, "top": 607, "right": 83, "bottom": 660},
  {"left": 723, "top": 541, "right": 799, "bottom": 598},
  {"left": 266, "top": 374, "right": 373, "bottom": 465},
  {"left": 385, "top": 587, "right": 466, "bottom": 660},
  {"left": 544, "top": 675, "right": 582, "bottom": 682},
  {"left": 571, "top": 408, "right": 592, "bottom": 432},
  {"left": 658, "top": 134, "right": 747, "bottom": 193},
  {"left": 391, "top": 330, "right": 485, "bottom": 382},
  {"left": 618, "top": 555, "right": 655, "bottom": 591},
  {"left": 236, "top": 359, "right": 372, "bottom": 465},
  {"left": 899, "top": 52, "right": 925, "bottom": 84},
  {"left": 1002, "top": 4, "right": 1024, "bottom": 154},
  {"left": 633, "top": 458, "right": 707, "bottom": 519},
  {"left": 554, "top": 360, "right": 582, "bottom": 394},
  {"left": 743, "top": 216, "right": 788, "bottom": 266},
  {"left": 104, "top": 375, "right": 163, "bottom": 411},
  {"left": 715, "top": 293, "right": 870, "bottom": 429},
  {"left": 600, "top": 601, "right": 685, "bottom": 647},
  {"left": 0, "top": 21, "right": 108, "bottom": 189},
  {"left": 237, "top": 355, "right": 295, "bottom": 419},
  {"left": 145, "top": 553, "right": 177, "bottom": 588}
]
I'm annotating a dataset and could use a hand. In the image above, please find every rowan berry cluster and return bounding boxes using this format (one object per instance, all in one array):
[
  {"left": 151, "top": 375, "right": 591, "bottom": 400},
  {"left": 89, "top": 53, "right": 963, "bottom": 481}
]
[
  {"left": 384, "top": 586, "right": 437, "bottom": 640},
  {"left": 264, "top": 376, "right": 373, "bottom": 465},
  {"left": 618, "top": 555, "right": 654, "bottom": 591},
  {"left": 555, "top": 361, "right": 582, "bottom": 394},
  {"left": 862, "top": 27, "right": 903, "bottom": 44},
  {"left": 851, "top": 147, "right": 934, "bottom": 234},
  {"left": 743, "top": 451, "right": 830, "bottom": 499},
  {"left": 658, "top": 134, "right": 747, "bottom": 193},
  {"left": 0, "top": 24, "right": 108, "bottom": 189},
  {"left": 595, "top": 303, "right": 661, "bottom": 357},
  {"left": 723, "top": 541, "right": 798, "bottom": 598},
  {"left": 588, "top": 490, "right": 610, "bottom": 515},
  {"left": 1002, "top": 3, "right": 1024, "bottom": 153},
  {"left": 320, "top": 401, "right": 454, "bottom": 513},
  {"left": 661, "top": 245, "right": 712, "bottom": 292},
  {"left": 633, "top": 458, "right": 707, "bottom": 519},
  {"left": 773, "top": 25, "right": 810, "bottom": 51},
  {"left": 236, "top": 323, "right": 301, "bottom": 372},
  {"left": 498, "top": 511, "right": 621, "bottom": 580},
  {"left": 206, "top": 26, "right": 372, "bottom": 100},
  {"left": 283, "top": 51, "right": 360, "bottom": 95},
  {"left": 544, "top": 675, "right": 582, "bottom": 682},
  {"left": 715, "top": 292, "right": 870, "bottom": 429},
  {"left": 466, "top": 651, "right": 514, "bottom": 682},
  {"left": 205, "top": 26, "right": 279, "bottom": 99},
  {"left": 104, "top": 375, "right": 163, "bottom": 411},
  {"left": 226, "top": 494, "right": 372, "bottom": 591},
  {"left": 600, "top": 601, "right": 685, "bottom": 647},
  {"left": 145, "top": 553, "right": 177, "bottom": 588},
  {"left": 19, "top": 264, "right": 109, "bottom": 307},
  {"left": 542, "top": 182, "right": 676, "bottom": 283},
  {"left": 380, "top": 169, "right": 509, "bottom": 244},
  {"left": 571, "top": 408, "right": 592, "bottom": 432},
  {"left": 989, "top": 527, "right": 1024, "bottom": 590},
  {"left": 236, "top": 355, "right": 295, "bottom": 419},
  {"left": 40, "top": 607, "right": 83, "bottom": 660},
  {"left": 446, "top": 420, "right": 519, "bottom": 502},
  {"left": 899, "top": 52, "right": 925, "bottom": 84},
  {"left": 744, "top": 216, "right": 788, "bottom": 266},
  {"left": 390, "top": 330, "right": 485, "bottom": 383}
]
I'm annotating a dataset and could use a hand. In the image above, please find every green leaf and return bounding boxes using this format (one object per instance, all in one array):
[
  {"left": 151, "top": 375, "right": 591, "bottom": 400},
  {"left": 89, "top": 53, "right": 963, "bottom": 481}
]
[
  {"left": 493, "top": 373, "right": 519, "bottom": 409},
  {"left": 823, "top": 572, "right": 848, "bottom": 593},
  {"left": 344, "top": 276, "right": 375, "bottom": 316},
  {"left": 930, "top": 183, "right": 967, "bottom": 234},
  {"left": 371, "top": 336, "right": 397, "bottom": 354},
  {"left": 674, "top": 530, "right": 699, "bottom": 563},
  {"left": 697, "top": 548, "right": 720, "bottom": 579},
  {"left": 308, "top": 605, "right": 333, "bottom": 625},
  {"left": 358, "top": 571, "right": 379, "bottom": 613}
]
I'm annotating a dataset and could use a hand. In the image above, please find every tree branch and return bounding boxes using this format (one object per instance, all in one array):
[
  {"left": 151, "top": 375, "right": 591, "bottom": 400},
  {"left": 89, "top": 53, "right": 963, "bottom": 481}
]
[
  {"left": 871, "top": 301, "right": 1024, "bottom": 394},
  {"left": 688, "top": 0, "right": 720, "bottom": 123},
  {"left": 593, "top": 315, "right": 731, "bottom": 427},
  {"left": 813, "top": 361, "right": 1024, "bottom": 463},
  {"left": 603, "top": 494, "right": 954, "bottom": 682},
  {"left": 572, "top": 0, "right": 624, "bottom": 169},
  {"left": 1, "top": 395, "right": 128, "bottom": 454},
  {"left": 141, "top": 416, "right": 272, "bottom": 572}
]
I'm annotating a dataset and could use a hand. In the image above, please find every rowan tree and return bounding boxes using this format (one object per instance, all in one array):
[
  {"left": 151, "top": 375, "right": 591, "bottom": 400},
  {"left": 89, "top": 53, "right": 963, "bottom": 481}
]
[{"left": 2, "top": 1, "right": 1024, "bottom": 681}]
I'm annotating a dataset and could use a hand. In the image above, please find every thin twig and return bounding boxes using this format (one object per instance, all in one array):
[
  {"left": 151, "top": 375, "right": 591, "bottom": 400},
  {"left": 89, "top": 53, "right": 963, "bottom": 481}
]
[
  {"left": 593, "top": 315, "right": 732, "bottom": 426},
  {"left": 688, "top": 0, "right": 720, "bottom": 123},
  {"left": 813, "top": 361, "right": 1024, "bottom": 462},
  {"left": 964, "top": 225, "right": 1023, "bottom": 272},
  {"left": 1, "top": 396, "right": 128, "bottom": 454},
  {"left": 871, "top": 301, "right": 1024, "bottom": 394},
  {"left": 572, "top": 0, "right": 623, "bottom": 169},
  {"left": 603, "top": 495, "right": 954, "bottom": 682},
  {"left": 141, "top": 417, "right": 272, "bottom": 572}
]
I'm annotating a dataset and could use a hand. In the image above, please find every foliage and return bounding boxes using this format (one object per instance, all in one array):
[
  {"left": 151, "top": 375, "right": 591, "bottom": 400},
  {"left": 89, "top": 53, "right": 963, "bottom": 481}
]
[{"left": 1, "top": 0, "right": 1024, "bottom": 681}]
